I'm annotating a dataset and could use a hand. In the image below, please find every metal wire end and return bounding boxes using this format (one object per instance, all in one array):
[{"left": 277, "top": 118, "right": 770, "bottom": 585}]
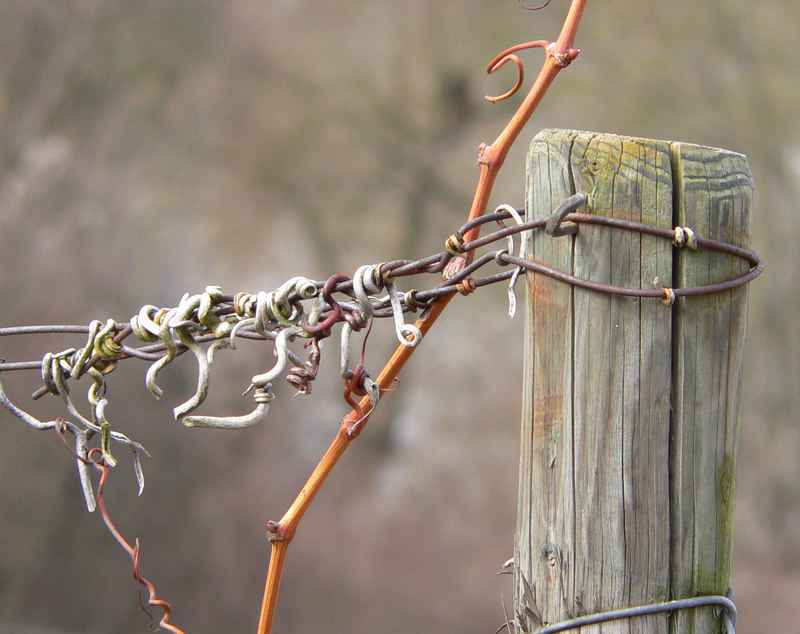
[
  {"left": 528, "top": 593, "right": 737, "bottom": 634},
  {"left": 653, "top": 277, "right": 676, "bottom": 306},
  {"left": 546, "top": 192, "right": 586, "bottom": 237},
  {"left": 722, "top": 587, "right": 736, "bottom": 634}
]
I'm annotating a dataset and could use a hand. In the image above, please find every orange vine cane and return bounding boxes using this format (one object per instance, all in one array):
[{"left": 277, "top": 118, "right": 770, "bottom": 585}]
[{"left": 257, "top": 2, "right": 587, "bottom": 632}]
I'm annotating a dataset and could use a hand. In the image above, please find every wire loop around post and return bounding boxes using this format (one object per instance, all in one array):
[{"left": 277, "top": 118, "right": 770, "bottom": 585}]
[
  {"left": 1, "top": 194, "right": 764, "bottom": 517},
  {"left": 522, "top": 591, "right": 737, "bottom": 634}
]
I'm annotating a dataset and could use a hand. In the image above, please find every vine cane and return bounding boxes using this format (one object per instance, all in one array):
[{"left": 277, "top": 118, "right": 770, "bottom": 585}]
[{"left": 256, "top": 1, "right": 588, "bottom": 631}]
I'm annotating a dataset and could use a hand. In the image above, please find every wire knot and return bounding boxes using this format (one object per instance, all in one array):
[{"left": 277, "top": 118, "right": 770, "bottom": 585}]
[
  {"left": 445, "top": 233, "right": 466, "bottom": 257},
  {"left": 404, "top": 289, "right": 425, "bottom": 312},
  {"left": 653, "top": 277, "right": 676, "bottom": 305},
  {"left": 673, "top": 225, "right": 698, "bottom": 250},
  {"left": 456, "top": 277, "right": 478, "bottom": 296}
]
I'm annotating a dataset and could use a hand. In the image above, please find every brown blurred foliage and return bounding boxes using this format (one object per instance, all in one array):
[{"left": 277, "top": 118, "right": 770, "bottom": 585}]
[{"left": 1, "top": 1, "right": 798, "bottom": 632}]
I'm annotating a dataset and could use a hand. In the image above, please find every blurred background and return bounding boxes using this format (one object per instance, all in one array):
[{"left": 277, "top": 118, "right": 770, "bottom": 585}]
[{"left": 0, "top": 1, "right": 798, "bottom": 632}]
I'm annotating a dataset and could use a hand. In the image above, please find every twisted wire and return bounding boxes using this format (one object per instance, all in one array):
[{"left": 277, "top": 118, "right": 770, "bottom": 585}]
[
  {"left": 0, "top": 197, "right": 764, "bottom": 633},
  {"left": 1, "top": 199, "right": 765, "bottom": 497},
  {"left": 519, "top": 593, "right": 737, "bottom": 634},
  {"left": 2, "top": 202, "right": 764, "bottom": 391}
]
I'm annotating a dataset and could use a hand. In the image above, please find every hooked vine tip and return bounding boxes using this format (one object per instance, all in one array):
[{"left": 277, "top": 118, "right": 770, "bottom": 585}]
[{"left": 518, "top": 0, "right": 553, "bottom": 10}]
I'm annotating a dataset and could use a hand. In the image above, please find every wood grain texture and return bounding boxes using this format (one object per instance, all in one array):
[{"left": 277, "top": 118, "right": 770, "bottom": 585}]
[
  {"left": 669, "top": 143, "right": 753, "bottom": 634},
  {"left": 517, "top": 128, "right": 578, "bottom": 632},
  {"left": 516, "top": 129, "right": 752, "bottom": 633}
]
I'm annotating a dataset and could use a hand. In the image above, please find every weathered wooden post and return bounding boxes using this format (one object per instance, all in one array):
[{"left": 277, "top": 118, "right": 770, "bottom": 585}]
[{"left": 515, "top": 129, "right": 754, "bottom": 633}]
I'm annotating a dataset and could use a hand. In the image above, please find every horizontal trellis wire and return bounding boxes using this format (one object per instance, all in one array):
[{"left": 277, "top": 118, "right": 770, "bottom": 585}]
[{"left": 1, "top": 200, "right": 764, "bottom": 508}]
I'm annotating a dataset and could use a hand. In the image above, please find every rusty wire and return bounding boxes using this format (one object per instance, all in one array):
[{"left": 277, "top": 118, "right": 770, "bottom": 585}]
[
  {"left": 0, "top": 199, "right": 764, "bottom": 473},
  {"left": 513, "top": 591, "right": 737, "bottom": 634},
  {"left": 0, "top": 196, "right": 765, "bottom": 489},
  {"left": 1, "top": 199, "right": 764, "bottom": 432},
  {"left": 0, "top": 194, "right": 763, "bottom": 632}
]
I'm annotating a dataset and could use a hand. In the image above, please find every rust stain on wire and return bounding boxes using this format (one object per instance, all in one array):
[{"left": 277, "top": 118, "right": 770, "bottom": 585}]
[{"left": 1, "top": 201, "right": 765, "bottom": 390}]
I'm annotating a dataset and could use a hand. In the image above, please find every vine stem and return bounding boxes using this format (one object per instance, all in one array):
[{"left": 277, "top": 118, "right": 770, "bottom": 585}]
[{"left": 256, "top": 2, "right": 587, "bottom": 632}]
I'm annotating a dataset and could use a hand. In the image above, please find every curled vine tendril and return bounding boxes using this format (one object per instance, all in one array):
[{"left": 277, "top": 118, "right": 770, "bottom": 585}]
[
  {"left": 485, "top": 40, "right": 550, "bottom": 103},
  {"left": 1, "top": 193, "right": 765, "bottom": 631},
  {"left": 518, "top": 0, "right": 554, "bottom": 9}
]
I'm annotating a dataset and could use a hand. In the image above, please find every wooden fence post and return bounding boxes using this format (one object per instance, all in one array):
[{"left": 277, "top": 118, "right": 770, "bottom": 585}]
[{"left": 515, "top": 129, "right": 753, "bottom": 633}]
